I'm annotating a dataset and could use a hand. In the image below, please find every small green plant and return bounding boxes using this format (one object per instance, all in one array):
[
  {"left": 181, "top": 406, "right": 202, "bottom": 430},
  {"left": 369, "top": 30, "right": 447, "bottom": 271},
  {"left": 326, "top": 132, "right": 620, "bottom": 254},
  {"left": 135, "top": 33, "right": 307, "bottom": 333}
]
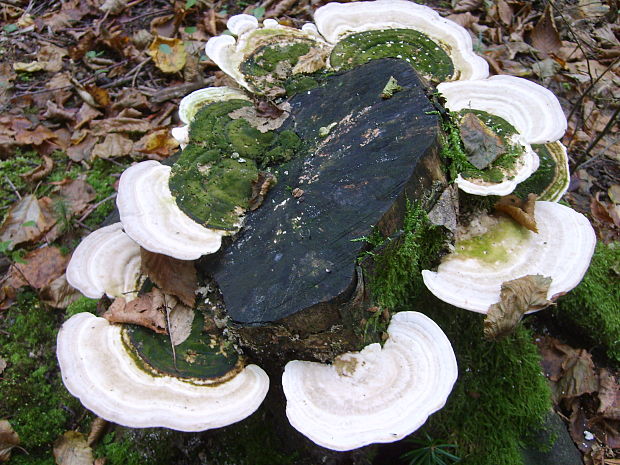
[{"left": 402, "top": 434, "right": 461, "bottom": 465}]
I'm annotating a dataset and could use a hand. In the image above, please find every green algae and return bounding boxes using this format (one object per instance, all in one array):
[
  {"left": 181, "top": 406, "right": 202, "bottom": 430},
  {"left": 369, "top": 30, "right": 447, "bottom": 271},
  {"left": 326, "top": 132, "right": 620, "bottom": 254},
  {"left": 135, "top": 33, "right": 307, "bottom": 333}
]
[
  {"left": 169, "top": 100, "right": 302, "bottom": 230},
  {"left": 330, "top": 29, "right": 454, "bottom": 82},
  {"left": 125, "top": 310, "right": 240, "bottom": 380},
  {"left": 513, "top": 143, "right": 569, "bottom": 201},
  {"left": 454, "top": 216, "right": 529, "bottom": 265},
  {"left": 367, "top": 202, "right": 551, "bottom": 465},
  {"left": 554, "top": 241, "right": 620, "bottom": 364}
]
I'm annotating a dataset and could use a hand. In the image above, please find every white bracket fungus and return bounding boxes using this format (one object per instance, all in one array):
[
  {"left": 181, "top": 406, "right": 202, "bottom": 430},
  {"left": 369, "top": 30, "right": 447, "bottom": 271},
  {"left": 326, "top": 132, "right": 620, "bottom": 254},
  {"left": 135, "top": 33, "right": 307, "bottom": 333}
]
[
  {"left": 57, "top": 312, "right": 270, "bottom": 431},
  {"left": 422, "top": 201, "right": 596, "bottom": 314},
  {"left": 313, "top": 0, "right": 488, "bottom": 80},
  {"left": 66, "top": 222, "right": 142, "bottom": 300},
  {"left": 117, "top": 160, "right": 227, "bottom": 260},
  {"left": 282, "top": 311, "right": 458, "bottom": 451}
]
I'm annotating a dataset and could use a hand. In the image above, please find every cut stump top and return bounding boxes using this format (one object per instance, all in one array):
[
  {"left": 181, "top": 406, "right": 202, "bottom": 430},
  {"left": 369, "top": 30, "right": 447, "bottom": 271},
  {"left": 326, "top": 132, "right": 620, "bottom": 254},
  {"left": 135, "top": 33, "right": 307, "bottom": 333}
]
[{"left": 208, "top": 58, "right": 440, "bottom": 324}]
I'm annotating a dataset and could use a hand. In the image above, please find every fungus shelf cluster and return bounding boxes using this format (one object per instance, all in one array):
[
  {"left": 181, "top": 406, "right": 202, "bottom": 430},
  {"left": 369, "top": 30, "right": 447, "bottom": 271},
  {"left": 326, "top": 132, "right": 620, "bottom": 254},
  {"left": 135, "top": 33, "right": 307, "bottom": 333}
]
[{"left": 59, "top": 0, "right": 595, "bottom": 454}]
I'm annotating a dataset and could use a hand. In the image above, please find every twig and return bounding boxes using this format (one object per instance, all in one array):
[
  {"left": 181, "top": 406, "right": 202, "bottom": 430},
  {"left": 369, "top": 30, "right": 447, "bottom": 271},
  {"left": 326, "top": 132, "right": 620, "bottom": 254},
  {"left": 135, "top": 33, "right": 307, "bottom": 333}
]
[
  {"left": 164, "top": 294, "right": 178, "bottom": 371},
  {"left": 582, "top": 106, "right": 620, "bottom": 159},
  {"left": 4, "top": 175, "right": 21, "bottom": 200},
  {"left": 77, "top": 193, "right": 117, "bottom": 223},
  {"left": 75, "top": 220, "right": 93, "bottom": 232},
  {"left": 566, "top": 57, "right": 619, "bottom": 123},
  {"left": 131, "top": 57, "right": 152, "bottom": 87}
]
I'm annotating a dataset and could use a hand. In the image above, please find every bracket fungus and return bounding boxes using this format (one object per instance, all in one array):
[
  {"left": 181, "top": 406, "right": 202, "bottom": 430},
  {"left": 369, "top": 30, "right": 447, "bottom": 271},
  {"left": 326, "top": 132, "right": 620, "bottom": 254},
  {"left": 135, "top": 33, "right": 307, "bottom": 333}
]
[
  {"left": 57, "top": 312, "right": 269, "bottom": 431},
  {"left": 66, "top": 222, "right": 141, "bottom": 300},
  {"left": 57, "top": 0, "right": 596, "bottom": 455},
  {"left": 422, "top": 201, "right": 596, "bottom": 314},
  {"left": 282, "top": 311, "right": 458, "bottom": 451}
]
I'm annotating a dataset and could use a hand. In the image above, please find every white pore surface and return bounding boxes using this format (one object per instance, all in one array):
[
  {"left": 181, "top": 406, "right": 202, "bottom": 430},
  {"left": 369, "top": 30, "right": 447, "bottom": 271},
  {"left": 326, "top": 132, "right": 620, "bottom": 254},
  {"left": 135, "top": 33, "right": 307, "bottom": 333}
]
[
  {"left": 66, "top": 223, "right": 141, "bottom": 300},
  {"left": 313, "top": 0, "right": 488, "bottom": 80},
  {"left": 437, "top": 75, "right": 567, "bottom": 144},
  {"left": 282, "top": 311, "right": 458, "bottom": 451},
  {"left": 57, "top": 313, "right": 270, "bottom": 431},
  {"left": 455, "top": 136, "right": 540, "bottom": 196},
  {"left": 422, "top": 202, "right": 596, "bottom": 313},
  {"left": 117, "top": 161, "right": 226, "bottom": 260}
]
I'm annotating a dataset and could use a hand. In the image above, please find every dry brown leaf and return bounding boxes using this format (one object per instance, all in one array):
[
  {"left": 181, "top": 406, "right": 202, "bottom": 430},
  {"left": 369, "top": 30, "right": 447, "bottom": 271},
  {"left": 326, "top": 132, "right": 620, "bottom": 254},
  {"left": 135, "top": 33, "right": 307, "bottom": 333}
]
[
  {"left": 86, "top": 418, "right": 108, "bottom": 448},
  {"left": 53, "top": 431, "right": 94, "bottom": 465},
  {"left": 13, "top": 61, "right": 44, "bottom": 72},
  {"left": 0, "top": 420, "right": 20, "bottom": 462},
  {"left": 140, "top": 249, "right": 197, "bottom": 307},
  {"left": 495, "top": 193, "right": 538, "bottom": 232},
  {"left": 38, "top": 44, "right": 68, "bottom": 73},
  {"left": 292, "top": 47, "right": 330, "bottom": 74},
  {"left": 531, "top": 4, "right": 562, "bottom": 54},
  {"left": 54, "top": 177, "right": 97, "bottom": 216},
  {"left": 556, "top": 349, "right": 598, "bottom": 400},
  {"left": 249, "top": 172, "right": 277, "bottom": 211},
  {"left": 134, "top": 130, "right": 179, "bottom": 159},
  {"left": 85, "top": 85, "right": 110, "bottom": 108},
  {"left": 43, "top": 101, "right": 77, "bottom": 123},
  {"left": 0, "top": 62, "right": 16, "bottom": 101},
  {"left": 446, "top": 12, "right": 479, "bottom": 29},
  {"left": 568, "top": 400, "right": 597, "bottom": 454},
  {"left": 91, "top": 134, "right": 134, "bottom": 159},
  {"left": 484, "top": 274, "right": 552, "bottom": 339},
  {"left": 15, "top": 125, "right": 57, "bottom": 146},
  {"left": 90, "top": 116, "right": 150, "bottom": 135},
  {"left": 0, "top": 195, "right": 57, "bottom": 249},
  {"left": 75, "top": 104, "right": 103, "bottom": 130},
  {"left": 169, "top": 303, "right": 195, "bottom": 346},
  {"left": 20, "top": 155, "right": 54, "bottom": 183},
  {"left": 40, "top": 274, "right": 81, "bottom": 309},
  {"left": 147, "top": 36, "right": 187, "bottom": 73},
  {"left": 12, "top": 246, "right": 70, "bottom": 289},
  {"left": 99, "top": 0, "right": 127, "bottom": 14},
  {"left": 453, "top": 0, "right": 482, "bottom": 13},
  {"left": 598, "top": 369, "right": 620, "bottom": 420},
  {"left": 496, "top": 0, "right": 513, "bottom": 25},
  {"left": 103, "top": 289, "right": 168, "bottom": 334},
  {"left": 590, "top": 192, "right": 616, "bottom": 227},
  {"left": 459, "top": 112, "right": 506, "bottom": 169}
]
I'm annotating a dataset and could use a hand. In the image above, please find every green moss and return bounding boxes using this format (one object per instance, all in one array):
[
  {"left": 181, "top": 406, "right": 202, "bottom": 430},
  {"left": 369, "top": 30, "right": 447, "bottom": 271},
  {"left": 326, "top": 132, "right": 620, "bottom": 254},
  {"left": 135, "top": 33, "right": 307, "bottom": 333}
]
[
  {"left": 555, "top": 241, "right": 620, "bottom": 364},
  {"left": 513, "top": 143, "right": 569, "bottom": 201},
  {"left": 95, "top": 430, "right": 176, "bottom": 465},
  {"left": 84, "top": 158, "right": 129, "bottom": 228},
  {"left": 454, "top": 217, "right": 529, "bottom": 264},
  {"left": 330, "top": 29, "right": 454, "bottom": 82},
  {"left": 284, "top": 74, "right": 320, "bottom": 96},
  {"left": 65, "top": 296, "right": 98, "bottom": 318},
  {"left": 0, "top": 292, "right": 81, "bottom": 460},
  {"left": 368, "top": 203, "right": 551, "bottom": 465},
  {"left": 242, "top": 41, "right": 311, "bottom": 77},
  {"left": 170, "top": 101, "right": 302, "bottom": 230}
]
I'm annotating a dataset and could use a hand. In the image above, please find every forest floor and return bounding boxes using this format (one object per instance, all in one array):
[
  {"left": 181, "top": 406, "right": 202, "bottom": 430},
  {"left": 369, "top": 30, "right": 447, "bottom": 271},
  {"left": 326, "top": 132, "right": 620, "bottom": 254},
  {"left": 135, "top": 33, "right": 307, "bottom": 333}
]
[{"left": 0, "top": 0, "right": 618, "bottom": 464}]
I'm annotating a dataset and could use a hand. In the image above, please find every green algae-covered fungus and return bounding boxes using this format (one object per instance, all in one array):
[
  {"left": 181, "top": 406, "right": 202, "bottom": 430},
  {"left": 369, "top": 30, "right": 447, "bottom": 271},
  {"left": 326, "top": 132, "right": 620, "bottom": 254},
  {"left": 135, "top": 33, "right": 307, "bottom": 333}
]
[{"left": 330, "top": 29, "right": 454, "bottom": 83}]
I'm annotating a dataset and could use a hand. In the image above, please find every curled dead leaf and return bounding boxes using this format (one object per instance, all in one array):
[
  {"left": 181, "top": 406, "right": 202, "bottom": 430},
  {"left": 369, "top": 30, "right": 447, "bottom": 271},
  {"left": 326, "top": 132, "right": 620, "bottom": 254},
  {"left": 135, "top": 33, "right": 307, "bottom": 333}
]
[
  {"left": 249, "top": 172, "right": 277, "bottom": 211},
  {"left": 12, "top": 246, "right": 71, "bottom": 290},
  {"left": 91, "top": 134, "right": 134, "bottom": 159},
  {"left": 20, "top": 155, "right": 54, "bottom": 183},
  {"left": 169, "top": 303, "right": 195, "bottom": 346},
  {"left": 0, "top": 195, "right": 57, "bottom": 250},
  {"left": 147, "top": 36, "right": 187, "bottom": 74},
  {"left": 459, "top": 112, "right": 506, "bottom": 169},
  {"left": 140, "top": 249, "right": 197, "bottom": 307},
  {"left": 484, "top": 274, "right": 552, "bottom": 339},
  {"left": 53, "top": 431, "right": 94, "bottom": 465},
  {"left": 495, "top": 193, "right": 538, "bottom": 232},
  {"left": 134, "top": 129, "right": 179, "bottom": 159},
  {"left": 0, "top": 420, "right": 20, "bottom": 462},
  {"left": 103, "top": 289, "right": 168, "bottom": 334}
]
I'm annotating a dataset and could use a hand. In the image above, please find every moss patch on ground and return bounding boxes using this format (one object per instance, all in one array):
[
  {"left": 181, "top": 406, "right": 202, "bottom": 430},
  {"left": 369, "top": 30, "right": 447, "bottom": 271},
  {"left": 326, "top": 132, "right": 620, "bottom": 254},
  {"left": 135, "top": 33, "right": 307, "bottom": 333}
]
[
  {"left": 369, "top": 202, "right": 551, "bottom": 465},
  {"left": 0, "top": 291, "right": 82, "bottom": 463},
  {"left": 554, "top": 241, "right": 620, "bottom": 364}
]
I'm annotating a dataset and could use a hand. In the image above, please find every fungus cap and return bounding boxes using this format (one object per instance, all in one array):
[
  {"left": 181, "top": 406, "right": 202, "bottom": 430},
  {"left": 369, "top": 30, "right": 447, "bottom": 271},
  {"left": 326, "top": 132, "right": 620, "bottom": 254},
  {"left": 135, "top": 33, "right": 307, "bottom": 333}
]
[
  {"left": 437, "top": 75, "right": 567, "bottom": 144},
  {"left": 178, "top": 87, "right": 250, "bottom": 125},
  {"left": 66, "top": 223, "right": 141, "bottom": 300},
  {"left": 313, "top": 0, "right": 488, "bottom": 80},
  {"left": 282, "top": 311, "right": 458, "bottom": 451},
  {"left": 422, "top": 201, "right": 596, "bottom": 313},
  {"left": 117, "top": 160, "right": 227, "bottom": 260},
  {"left": 57, "top": 312, "right": 269, "bottom": 431}
]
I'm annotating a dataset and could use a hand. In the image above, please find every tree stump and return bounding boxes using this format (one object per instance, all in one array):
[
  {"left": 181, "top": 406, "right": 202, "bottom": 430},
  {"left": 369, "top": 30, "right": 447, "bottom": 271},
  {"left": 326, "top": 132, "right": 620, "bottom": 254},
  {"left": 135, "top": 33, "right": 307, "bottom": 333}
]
[{"left": 201, "top": 58, "right": 447, "bottom": 368}]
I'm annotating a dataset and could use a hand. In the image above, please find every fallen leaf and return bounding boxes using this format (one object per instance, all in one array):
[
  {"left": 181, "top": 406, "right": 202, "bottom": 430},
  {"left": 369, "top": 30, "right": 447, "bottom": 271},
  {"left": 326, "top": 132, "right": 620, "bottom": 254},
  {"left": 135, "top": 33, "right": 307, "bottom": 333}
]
[
  {"left": 292, "top": 46, "right": 330, "bottom": 74},
  {"left": 85, "top": 85, "right": 110, "bottom": 108},
  {"left": 40, "top": 274, "right": 81, "bottom": 309},
  {"left": 103, "top": 289, "right": 168, "bottom": 334},
  {"left": 496, "top": 0, "right": 513, "bottom": 25},
  {"left": 20, "top": 155, "right": 54, "bottom": 183},
  {"left": 53, "top": 431, "right": 94, "bottom": 465},
  {"left": 568, "top": 400, "right": 597, "bottom": 454},
  {"left": 147, "top": 36, "right": 187, "bottom": 74},
  {"left": 134, "top": 130, "right": 178, "bottom": 158},
  {"left": 13, "top": 61, "right": 44, "bottom": 72},
  {"left": 249, "top": 171, "right": 277, "bottom": 211},
  {"left": 0, "top": 420, "right": 20, "bottom": 462},
  {"left": 91, "top": 134, "right": 134, "bottom": 159},
  {"left": 90, "top": 116, "right": 150, "bottom": 135},
  {"left": 453, "top": 0, "right": 482, "bottom": 13},
  {"left": 495, "top": 193, "right": 538, "bottom": 232},
  {"left": 484, "top": 275, "right": 552, "bottom": 339},
  {"left": 75, "top": 104, "right": 103, "bottom": 130},
  {"left": 11, "top": 246, "right": 71, "bottom": 289},
  {"left": 38, "top": 44, "right": 68, "bottom": 73},
  {"left": 228, "top": 103, "right": 291, "bottom": 134},
  {"left": 531, "top": 5, "right": 562, "bottom": 54},
  {"left": 54, "top": 178, "right": 97, "bottom": 217},
  {"left": 598, "top": 369, "right": 620, "bottom": 420},
  {"left": 15, "top": 125, "right": 57, "bottom": 146},
  {"left": 537, "top": 336, "right": 570, "bottom": 382},
  {"left": 140, "top": 249, "right": 197, "bottom": 307},
  {"left": 555, "top": 349, "right": 598, "bottom": 400},
  {"left": 0, "top": 357, "right": 6, "bottom": 375},
  {"left": 169, "top": 303, "right": 195, "bottom": 346},
  {"left": 86, "top": 418, "right": 108, "bottom": 448},
  {"left": 99, "top": 0, "right": 127, "bottom": 15},
  {"left": 43, "top": 101, "right": 77, "bottom": 123},
  {"left": 459, "top": 112, "right": 506, "bottom": 169},
  {"left": 0, "top": 195, "right": 57, "bottom": 249},
  {"left": 67, "top": 132, "right": 98, "bottom": 162}
]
